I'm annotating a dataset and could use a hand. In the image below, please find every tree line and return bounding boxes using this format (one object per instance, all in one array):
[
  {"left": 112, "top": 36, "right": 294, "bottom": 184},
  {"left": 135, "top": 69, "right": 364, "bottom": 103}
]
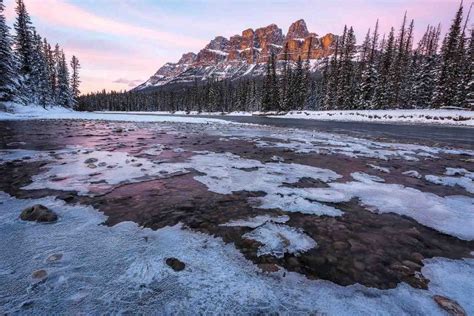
[
  {"left": 0, "top": 0, "right": 80, "bottom": 107},
  {"left": 79, "top": 4, "right": 473, "bottom": 112}
]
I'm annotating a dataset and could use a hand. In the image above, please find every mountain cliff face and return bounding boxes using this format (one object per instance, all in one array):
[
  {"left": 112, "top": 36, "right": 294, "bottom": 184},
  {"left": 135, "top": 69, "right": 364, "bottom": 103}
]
[{"left": 134, "top": 19, "right": 337, "bottom": 91}]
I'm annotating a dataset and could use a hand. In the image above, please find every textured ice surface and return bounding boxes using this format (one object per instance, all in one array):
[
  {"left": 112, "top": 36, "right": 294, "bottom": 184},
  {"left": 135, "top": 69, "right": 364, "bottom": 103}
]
[
  {"left": 0, "top": 149, "right": 54, "bottom": 164},
  {"left": 22, "top": 147, "right": 187, "bottom": 195},
  {"left": 220, "top": 215, "right": 290, "bottom": 228},
  {"left": 422, "top": 258, "right": 474, "bottom": 314},
  {"left": 211, "top": 125, "right": 474, "bottom": 161},
  {"left": 180, "top": 152, "right": 344, "bottom": 216},
  {"left": 425, "top": 168, "right": 474, "bottom": 194},
  {"left": 328, "top": 181, "right": 474, "bottom": 240},
  {"left": 243, "top": 222, "right": 317, "bottom": 258},
  {"left": 1, "top": 192, "right": 472, "bottom": 315}
]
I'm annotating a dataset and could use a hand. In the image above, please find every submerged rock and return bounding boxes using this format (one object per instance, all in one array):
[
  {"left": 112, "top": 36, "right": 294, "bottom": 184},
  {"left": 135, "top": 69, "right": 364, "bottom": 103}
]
[
  {"left": 165, "top": 257, "right": 185, "bottom": 271},
  {"left": 20, "top": 204, "right": 58, "bottom": 223},
  {"left": 84, "top": 157, "right": 98, "bottom": 164},
  {"left": 433, "top": 295, "right": 466, "bottom": 316},
  {"left": 46, "top": 253, "right": 63, "bottom": 263},
  {"left": 31, "top": 269, "right": 47, "bottom": 279}
]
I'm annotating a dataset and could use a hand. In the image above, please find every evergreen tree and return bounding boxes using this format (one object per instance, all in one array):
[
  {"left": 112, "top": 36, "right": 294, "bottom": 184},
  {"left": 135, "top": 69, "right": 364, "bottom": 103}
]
[
  {"left": 0, "top": 0, "right": 18, "bottom": 102},
  {"left": 433, "top": 3, "right": 465, "bottom": 107},
  {"left": 70, "top": 55, "right": 81, "bottom": 102},
  {"left": 57, "top": 50, "right": 72, "bottom": 107}
]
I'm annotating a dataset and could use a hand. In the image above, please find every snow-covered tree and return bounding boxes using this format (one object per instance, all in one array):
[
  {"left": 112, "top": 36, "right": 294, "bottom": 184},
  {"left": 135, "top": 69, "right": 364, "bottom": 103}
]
[
  {"left": 57, "top": 50, "right": 73, "bottom": 107},
  {"left": 70, "top": 55, "right": 81, "bottom": 102},
  {"left": 0, "top": 0, "right": 18, "bottom": 102},
  {"left": 433, "top": 3, "right": 465, "bottom": 107}
]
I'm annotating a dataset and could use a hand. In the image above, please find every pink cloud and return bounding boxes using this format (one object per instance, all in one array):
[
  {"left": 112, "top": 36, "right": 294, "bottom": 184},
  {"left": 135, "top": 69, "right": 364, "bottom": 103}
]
[{"left": 22, "top": 0, "right": 206, "bottom": 49}]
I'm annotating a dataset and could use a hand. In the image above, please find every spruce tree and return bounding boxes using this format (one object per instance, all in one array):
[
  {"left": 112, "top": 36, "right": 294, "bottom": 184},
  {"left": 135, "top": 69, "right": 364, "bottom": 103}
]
[
  {"left": 433, "top": 3, "right": 464, "bottom": 107},
  {"left": 0, "top": 0, "right": 18, "bottom": 102},
  {"left": 70, "top": 55, "right": 81, "bottom": 102}
]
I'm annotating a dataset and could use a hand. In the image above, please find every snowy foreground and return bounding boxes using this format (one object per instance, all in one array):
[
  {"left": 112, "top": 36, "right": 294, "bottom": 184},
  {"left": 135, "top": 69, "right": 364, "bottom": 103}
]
[{"left": 0, "top": 105, "right": 473, "bottom": 314}]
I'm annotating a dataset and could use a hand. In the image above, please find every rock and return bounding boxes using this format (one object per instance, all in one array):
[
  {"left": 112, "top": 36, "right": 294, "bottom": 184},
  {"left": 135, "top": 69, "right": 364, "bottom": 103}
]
[
  {"left": 257, "top": 263, "right": 280, "bottom": 273},
  {"left": 32, "top": 269, "right": 47, "bottom": 279},
  {"left": 134, "top": 19, "right": 335, "bottom": 89},
  {"left": 333, "top": 241, "right": 349, "bottom": 250},
  {"left": 84, "top": 157, "right": 98, "bottom": 164},
  {"left": 166, "top": 258, "right": 185, "bottom": 271},
  {"left": 20, "top": 205, "right": 58, "bottom": 223},
  {"left": 286, "top": 19, "right": 309, "bottom": 40},
  {"left": 87, "top": 163, "right": 97, "bottom": 169},
  {"left": 113, "top": 127, "right": 123, "bottom": 133},
  {"left": 353, "top": 260, "right": 365, "bottom": 271},
  {"left": 433, "top": 295, "right": 466, "bottom": 316},
  {"left": 286, "top": 257, "right": 300, "bottom": 268},
  {"left": 402, "top": 260, "right": 421, "bottom": 269},
  {"left": 46, "top": 253, "right": 63, "bottom": 263}
]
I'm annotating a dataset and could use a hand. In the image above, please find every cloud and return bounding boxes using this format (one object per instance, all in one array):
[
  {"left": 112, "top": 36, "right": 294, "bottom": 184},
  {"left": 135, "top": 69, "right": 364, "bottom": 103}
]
[
  {"left": 21, "top": 0, "right": 207, "bottom": 49},
  {"left": 113, "top": 78, "right": 144, "bottom": 87}
]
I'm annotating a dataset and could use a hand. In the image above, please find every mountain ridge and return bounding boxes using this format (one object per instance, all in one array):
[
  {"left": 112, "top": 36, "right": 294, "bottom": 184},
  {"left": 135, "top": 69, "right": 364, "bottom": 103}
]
[{"left": 134, "top": 19, "right": 337, "bottom": 91}]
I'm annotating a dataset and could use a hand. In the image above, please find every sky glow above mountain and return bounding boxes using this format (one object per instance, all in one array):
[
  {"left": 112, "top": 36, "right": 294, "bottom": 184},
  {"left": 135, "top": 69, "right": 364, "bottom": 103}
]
[{"left": 4, "top": 0, "right": 461, "bottom": 93}]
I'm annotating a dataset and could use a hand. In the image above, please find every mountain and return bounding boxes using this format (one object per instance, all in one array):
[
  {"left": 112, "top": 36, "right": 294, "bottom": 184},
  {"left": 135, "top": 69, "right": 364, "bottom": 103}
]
[{"left": 134, "top": 19, "right": 337, "bottom": 91}]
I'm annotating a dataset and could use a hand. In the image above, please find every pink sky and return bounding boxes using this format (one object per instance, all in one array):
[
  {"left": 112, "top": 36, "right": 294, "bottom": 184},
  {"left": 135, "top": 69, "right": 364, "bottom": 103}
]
[{"left": 4, "top": 0, "right": 463, "bottom": 94}]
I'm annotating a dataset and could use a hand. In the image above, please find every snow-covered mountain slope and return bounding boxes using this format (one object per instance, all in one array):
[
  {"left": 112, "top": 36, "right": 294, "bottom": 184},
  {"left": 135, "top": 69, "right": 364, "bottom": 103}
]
[{"left": 134, "top": 19, "right": 337, "bottom": 91}]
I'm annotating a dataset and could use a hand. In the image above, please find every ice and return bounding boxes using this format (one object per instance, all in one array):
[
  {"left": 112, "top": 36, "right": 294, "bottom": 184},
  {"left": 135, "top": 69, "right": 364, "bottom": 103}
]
[
  {"left": 0, "top": 149, "right": 54, "bottom": 164},
  {"left": 425, "top": 175, "right": 474, "bottom": 194},
  {"left": 445, "top": 168, "right": 474, "bottom": 178},
  {"left": 210, "top": 125, "right": 474, "bottom": 162},
  {"left": 368, "top": 163, "right": 390, "bottom": 173},
  {"left": 425, "top": 168, "right": 474, "bottom": 194},
  {"left": 351, "top": 172, "right": 385, "bottom": 183},
  {"left": 181, "top": 152, "right": 344, "bottom": 216},
  {"left": 328, "top": 181, "right": 474, "bottom": 240},
  {"left": 1, "top": 192, "right": 472, "bottom": 314},
  {"left": 220, "top": 215, "right": 289, "bottom": 228},
  {"left": 243, "top": 223, "right": 317, "bottom": 258},
  {"left": 402, "top": 170, "right": 422, "bottom": 178},
  {"left": 22, "top": 146, "right": 187, "bottom": 196},
  {"left": 422, "top": 257, "right": 474, "bottom": 313}
]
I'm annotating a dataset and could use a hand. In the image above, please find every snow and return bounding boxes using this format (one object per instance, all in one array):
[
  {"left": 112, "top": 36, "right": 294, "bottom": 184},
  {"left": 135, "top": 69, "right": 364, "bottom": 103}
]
[
  {"left": 271, "top": 109, "right": 474, "bottom": 127},
  {"left": 206, "top": 49, "right": 229, "bottom": 56},
  {"left": 3, "top": 103, "right": 472, "bottom": 127},
  {"left": 243, "top": 222, "right": 317, "bottom": 258},
  {"left": 1, "top": 192, "right": 472, "bottom": 314},
  {"left": 0, "top": 103, "right": 234, "bottom": 125}
]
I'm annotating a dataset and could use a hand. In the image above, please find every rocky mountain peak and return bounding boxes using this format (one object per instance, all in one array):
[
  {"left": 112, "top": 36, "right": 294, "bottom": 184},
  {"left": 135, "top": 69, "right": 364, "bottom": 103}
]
[
  {"left": 286, "top": 19, "right": 309, "bottom": 40},
  {"left": 134, "top": 19, "right": 337, "bottom": 91},
  {"left": 205, "top": 36, "right": 230, "bottom": 51},
  {"left": 178, "top": 52, "right": 197, "bottom": 64}
]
